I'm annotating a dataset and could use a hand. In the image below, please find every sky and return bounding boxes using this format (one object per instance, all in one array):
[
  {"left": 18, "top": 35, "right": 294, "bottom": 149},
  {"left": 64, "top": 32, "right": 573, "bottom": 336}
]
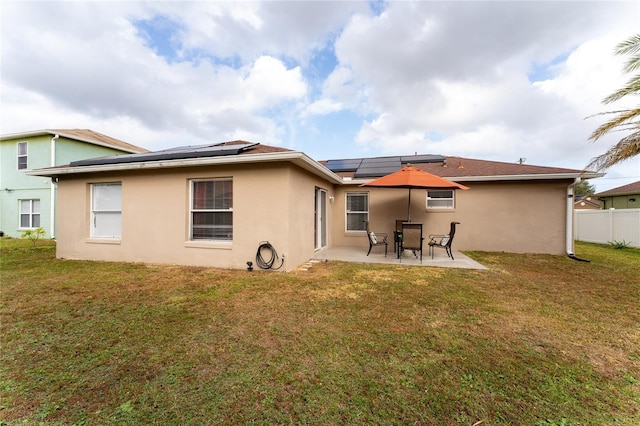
[{"left": 1, "top": 1, "right": 639, "bottom": 192}]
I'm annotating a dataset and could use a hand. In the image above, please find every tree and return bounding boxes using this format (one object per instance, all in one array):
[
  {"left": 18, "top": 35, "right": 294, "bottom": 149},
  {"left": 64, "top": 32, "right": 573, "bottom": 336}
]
[
  {"left": 574, "top": 180, "right": 596, "bottom": 196},
  {"left": 587, "top": 33, "right": 640, "bottom": 171}
]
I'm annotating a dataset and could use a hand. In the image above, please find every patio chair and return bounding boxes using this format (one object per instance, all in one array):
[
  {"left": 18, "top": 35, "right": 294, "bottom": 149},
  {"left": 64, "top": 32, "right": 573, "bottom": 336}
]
[
  {"left": 427, "top": 221, "right": 460, "bottom": 260},
  {"left": 394, "top": 219, "right": 408, "bottom": 253},
  {"left": 364, "top": 220, "right": 388, "bottom": 257},
  {"left": 400, "top": 223, "right": 424, "bottom": 263}
]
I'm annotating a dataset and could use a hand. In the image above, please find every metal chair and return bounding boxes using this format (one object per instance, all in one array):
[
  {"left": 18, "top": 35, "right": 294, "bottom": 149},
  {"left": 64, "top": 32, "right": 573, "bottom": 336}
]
[
  {"left": 364, "top": 220, "right": 388, "bottom": 257},
  {"left": 399, "top": 223, "right": 424, "bottom": 263},
  {"left": 427, "top": 221, "right": 460, "bottom": 260},
  {"left": 394, "top": 219, "right": 408, "bottom": 253}
]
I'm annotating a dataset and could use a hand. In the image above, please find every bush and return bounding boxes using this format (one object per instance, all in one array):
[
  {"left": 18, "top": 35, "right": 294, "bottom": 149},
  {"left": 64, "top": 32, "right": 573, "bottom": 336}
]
[
  {"left": 608, "top": 239, "right": 631, "bottom": 249},
  {"left": 21, "top": 227, "right": 46, "bottom": 246}
]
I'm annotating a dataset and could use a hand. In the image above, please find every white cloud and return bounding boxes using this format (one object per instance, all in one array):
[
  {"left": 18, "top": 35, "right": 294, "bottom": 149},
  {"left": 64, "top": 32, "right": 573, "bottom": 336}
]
[
  {"left": 1, "top": 1, "right": 639, "bottom": 191},
  {"left": 326, "top": 0, "right": 639, "bottom": 179},
  {"left": 241, "top": 56, "right": 307, "bottom": 109},
  {"left": 147, "top": 1, "right": 365, "bottom": 63},
  {"left": 303, "top": 99, "right": 343, "bottom": 116},
  {"left": 0, "top": 2, "right": 313, "bottom": 149}
]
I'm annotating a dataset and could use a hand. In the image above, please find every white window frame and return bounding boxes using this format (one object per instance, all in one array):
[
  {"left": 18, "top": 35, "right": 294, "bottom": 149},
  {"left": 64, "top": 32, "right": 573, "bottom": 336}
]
[
  {"left": 345, "top": 192, "right": 369, "bottom": 231},
  {"left": 17, "top": 142, "right": 28, "bottom": 170},
  {"left": 19, "top": 199, "right": 40, "bottom": 229},
  {"left": 190, "top": 178, "right": 233, "bottom": 241},
  {"left": 91, "top": 183, "right": 122, "bottom": 239},
  {"left": 426, "top": 190, "right": 455, "bottom": 209}
]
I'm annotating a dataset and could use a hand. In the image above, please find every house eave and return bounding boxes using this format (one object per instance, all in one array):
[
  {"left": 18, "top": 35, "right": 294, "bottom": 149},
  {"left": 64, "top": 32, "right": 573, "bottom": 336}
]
[
  {"left": 595, "top": 191, "right": 638, "bottom": 198},
  {"left": 0, "top": 129, "right": 145, "bottom": 154},
  {"left": 448, "top": 172, "right": 604, "bottom": 182},
  {"left": 343, "top": 171, "right": 604, "bottom": 185},
  {"left": 1, "top": 129, "right": 54, "bottom": 141},
  {"left": 27, "top": 151, "right": 345, "bottom": 185}
]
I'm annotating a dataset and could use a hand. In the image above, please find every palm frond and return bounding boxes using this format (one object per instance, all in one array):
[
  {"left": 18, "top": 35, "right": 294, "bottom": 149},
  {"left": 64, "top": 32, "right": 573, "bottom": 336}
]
[
  {"left": 623, "top": 55, "right": 640, "bottom": 73},
  {"left": 588, "top": 108, "right": 640, "bottom": 141},
  {"left": 603, "top": 76, "right": 640, "bottom": 103},
  {"left": 615, "top": 34, "right": 640, "bottom": 56},
  {"left": 586, "top": 132, "right": 640, "bottom": 171},
  {"left": 587, "top": 34, "right": 640, "bottom": 170}
]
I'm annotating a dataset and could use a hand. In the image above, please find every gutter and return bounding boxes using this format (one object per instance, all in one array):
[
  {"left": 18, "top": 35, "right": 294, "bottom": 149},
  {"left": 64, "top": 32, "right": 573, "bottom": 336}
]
[
  {"left": 566, "top": 177, "right": 590, "bottom": 262},
  {"left": 347, "top": 171, "right": 603, "bottom": 185},
  {"left": 444, "top": 172, "right": 603, "bottom": 182},
  {"left": 50, "top": 134, "right": 59, "bottom": 239}
]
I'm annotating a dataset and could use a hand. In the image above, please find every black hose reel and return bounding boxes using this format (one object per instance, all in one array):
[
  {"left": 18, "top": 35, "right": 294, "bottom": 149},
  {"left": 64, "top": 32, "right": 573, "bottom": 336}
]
[{"left": 252, "top": 241, "right": 285, "bottom": 270}]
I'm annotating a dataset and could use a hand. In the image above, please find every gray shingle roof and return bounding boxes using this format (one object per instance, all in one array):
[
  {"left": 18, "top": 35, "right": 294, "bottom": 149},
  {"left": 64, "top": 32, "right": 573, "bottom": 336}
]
[{"left": 595, "top": 180, "right": 640, "bottom": 197}]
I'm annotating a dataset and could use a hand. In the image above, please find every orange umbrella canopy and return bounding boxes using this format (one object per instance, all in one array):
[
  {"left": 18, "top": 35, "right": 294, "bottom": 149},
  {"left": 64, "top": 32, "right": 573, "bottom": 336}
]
[
  {"left": 361, "top": 166, "right": 469, "bottom": 220},
  {"left": 361, "top": 166, "right": 469, "bottom": 190}
]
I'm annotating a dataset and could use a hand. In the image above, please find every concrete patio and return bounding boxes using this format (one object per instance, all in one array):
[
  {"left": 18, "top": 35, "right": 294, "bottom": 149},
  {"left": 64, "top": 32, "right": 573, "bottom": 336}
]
[{"left": 310, "top": 245, "right": 487, "bottom": 270}]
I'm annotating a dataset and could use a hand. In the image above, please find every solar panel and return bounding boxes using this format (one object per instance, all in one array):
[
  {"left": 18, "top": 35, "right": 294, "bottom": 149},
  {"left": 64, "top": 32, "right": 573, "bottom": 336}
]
[
  {"left": 325, "top": 155, "right": 446, "bottom": 178},
  {"left": 354, "top": 157, "right": 402, "bottom": 178},
  {"left": 400, "top": 154, "right": 445, "bottom": 164},
  {"left": 324, "top": 159, "right": 362, "bottom": 172},
  {"left": 70, "top": 142, "right": 257, "bottom": 167}
]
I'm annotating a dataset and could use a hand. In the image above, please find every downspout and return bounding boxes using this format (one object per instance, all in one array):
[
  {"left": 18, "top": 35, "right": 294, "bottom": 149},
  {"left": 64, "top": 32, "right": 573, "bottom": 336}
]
[
  {"left": 50, "top": 134, "right": 59, "bottom": 239},
  {"left": 566, "top": 177, "right": 589, "bottom": 262}
]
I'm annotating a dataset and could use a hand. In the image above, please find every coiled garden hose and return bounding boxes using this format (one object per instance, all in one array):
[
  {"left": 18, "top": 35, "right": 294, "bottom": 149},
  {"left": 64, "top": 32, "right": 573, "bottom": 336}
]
[{"left": 255, "top": 241, "right": 285, "bottom": 270}]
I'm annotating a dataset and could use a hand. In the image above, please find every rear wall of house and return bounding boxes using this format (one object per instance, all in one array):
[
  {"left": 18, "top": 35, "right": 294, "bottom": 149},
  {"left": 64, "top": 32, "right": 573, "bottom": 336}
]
[
  {"left": 331, "top": 180, "right": 570, "bottom": 255},
  {"left": 55, "top": 163, "right": 334, "bottom": 271}
]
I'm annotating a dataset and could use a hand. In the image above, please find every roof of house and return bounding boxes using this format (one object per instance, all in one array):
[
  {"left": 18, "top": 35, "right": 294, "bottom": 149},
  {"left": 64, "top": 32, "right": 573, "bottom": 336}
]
[
  {"left": 574, "top": 194, "right": 600, "bottom": 209},
  {"left": 27, "top": 141, "right": 344, "bottom": 184},
  {"left": 595, "top": 180, "right": 640, "bottom": 197},
  {"left": 68, "top": 140, "right": 289, "bottom": 167},
  {"left": 27, "top": 140, "right": 600, "bottom": 184},
  {"left": 322, "top": 155, "right": 601, "bottom": 182},
  {"left": 0, "top": 129, "right": 148, "bottom": 154}
]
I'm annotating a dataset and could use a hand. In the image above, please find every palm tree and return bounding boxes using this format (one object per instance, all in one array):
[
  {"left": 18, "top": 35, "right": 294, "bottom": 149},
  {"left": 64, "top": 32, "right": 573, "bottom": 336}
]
[{"left": 587, "top": 33, "right": 640, "bottom": 171}]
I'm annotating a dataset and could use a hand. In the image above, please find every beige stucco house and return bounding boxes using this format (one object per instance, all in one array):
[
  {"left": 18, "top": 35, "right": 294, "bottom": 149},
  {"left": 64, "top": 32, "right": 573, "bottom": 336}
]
[{"left": 29, "top": 141, "right": 600, "bottom": 271}]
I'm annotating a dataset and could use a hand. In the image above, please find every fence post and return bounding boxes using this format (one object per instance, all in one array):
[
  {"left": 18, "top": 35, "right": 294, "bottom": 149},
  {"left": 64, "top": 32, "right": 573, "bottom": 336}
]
[{"left": 608, "top": 208, "right": 615, "bottom": 243}]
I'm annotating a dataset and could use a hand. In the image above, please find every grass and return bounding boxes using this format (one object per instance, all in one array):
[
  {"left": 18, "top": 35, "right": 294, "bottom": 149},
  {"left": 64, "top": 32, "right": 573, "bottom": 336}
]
[{"left": 1, "top": 238, "right": 639, "bottom": 425}]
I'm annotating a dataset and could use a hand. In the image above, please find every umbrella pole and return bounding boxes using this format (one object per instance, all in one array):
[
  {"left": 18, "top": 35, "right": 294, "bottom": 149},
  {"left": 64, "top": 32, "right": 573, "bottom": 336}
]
[{"left": 407, "top": 188, "right": 412, "bottom": 221}]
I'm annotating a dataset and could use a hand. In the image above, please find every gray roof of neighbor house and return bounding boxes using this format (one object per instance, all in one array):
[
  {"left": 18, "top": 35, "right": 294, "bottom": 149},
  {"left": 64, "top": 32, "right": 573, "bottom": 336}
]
[
  {"left": 0, "top": 129, "right": 148, "bottom": 154},
  {"left": 595, "top": 180, "right": 640, "bottom": 197},
  {"left": 322, "top": 154, "right": 602, "bottom": 182}
]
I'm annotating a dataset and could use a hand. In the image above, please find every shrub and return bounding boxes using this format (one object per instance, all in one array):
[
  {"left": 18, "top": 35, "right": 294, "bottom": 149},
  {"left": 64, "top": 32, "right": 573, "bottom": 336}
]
[
  {"left": 608, "top": 239, "right": 631, "bottom": 249},
  {"left": 21, "top": 227, "right": 46, "bottom": 246}
]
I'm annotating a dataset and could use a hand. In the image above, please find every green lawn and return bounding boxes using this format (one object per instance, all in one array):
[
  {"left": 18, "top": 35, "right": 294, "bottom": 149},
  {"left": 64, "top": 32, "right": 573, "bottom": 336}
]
[{"left": 1, "top": 239, "right": 639, "bottom": 425}]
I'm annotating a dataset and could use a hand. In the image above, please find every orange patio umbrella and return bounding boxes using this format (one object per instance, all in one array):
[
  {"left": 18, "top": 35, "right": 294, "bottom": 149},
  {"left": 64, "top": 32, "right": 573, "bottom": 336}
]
[{"left": 361, "top": 166, "right": 469, "bottom": 221}]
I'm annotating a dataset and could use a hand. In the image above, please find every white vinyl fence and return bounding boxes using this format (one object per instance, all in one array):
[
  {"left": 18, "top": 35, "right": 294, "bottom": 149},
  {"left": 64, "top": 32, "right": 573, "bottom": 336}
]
[{"left": 574, "top": 208, "right": 640, "bottom": 248}]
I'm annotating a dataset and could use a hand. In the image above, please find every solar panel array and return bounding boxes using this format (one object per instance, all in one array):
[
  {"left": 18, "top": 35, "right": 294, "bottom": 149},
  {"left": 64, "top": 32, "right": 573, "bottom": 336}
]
[
  {"left": 70, "top": 142, "right": 258, "bottom": 167},
  {"left": 325, "top": 154, "right": 445, "bottom": 178},
  {"left": 69, "top": 142, "right": 445, "bottom": 177}
]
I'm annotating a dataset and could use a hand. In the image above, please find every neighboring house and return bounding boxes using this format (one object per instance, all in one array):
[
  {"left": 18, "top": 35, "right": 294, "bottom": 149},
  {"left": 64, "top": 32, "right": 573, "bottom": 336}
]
[
  {"left": 0, "top": 129, "right": 147, "bottom": 238},
  {"left": 28, "top": 141, "right": 600, "bottom": 271},
  {"left": 595, "top": 181, "right": 640, "bottom": 209},
  {"left": 574, "top": 194, "right": 600, "bottom": 210}
]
